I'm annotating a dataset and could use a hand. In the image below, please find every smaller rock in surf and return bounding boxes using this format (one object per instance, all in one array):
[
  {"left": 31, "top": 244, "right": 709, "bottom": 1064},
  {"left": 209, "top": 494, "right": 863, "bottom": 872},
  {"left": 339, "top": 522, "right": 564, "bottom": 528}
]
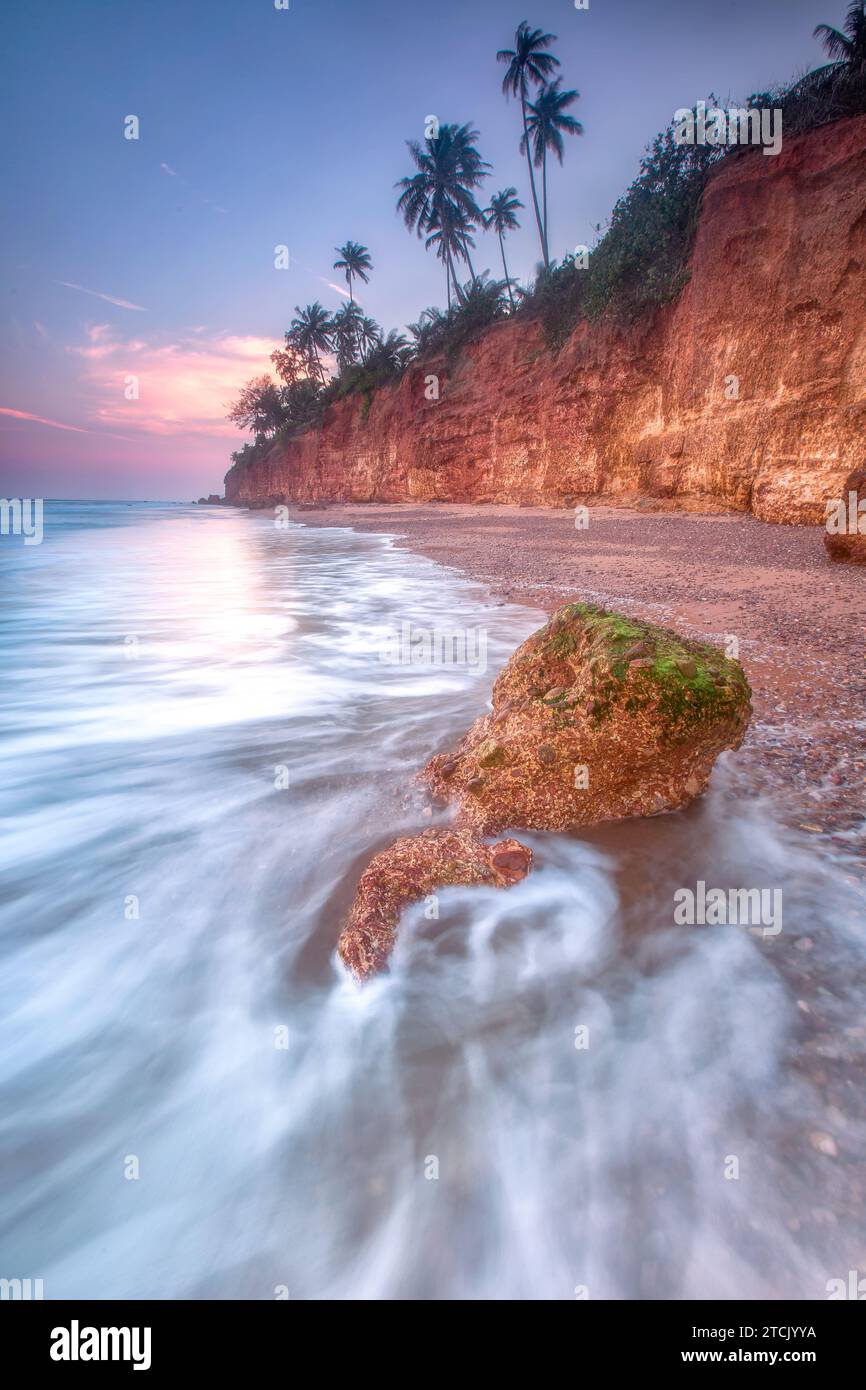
[{"left": 338, "top": 828, "right": 532, "bottom": 981}]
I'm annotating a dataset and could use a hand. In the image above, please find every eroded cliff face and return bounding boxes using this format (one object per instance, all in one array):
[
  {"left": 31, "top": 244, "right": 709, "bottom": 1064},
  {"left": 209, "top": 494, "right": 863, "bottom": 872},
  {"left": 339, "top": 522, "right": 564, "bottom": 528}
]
[{"left": 226, "top": 116, "right": 866, "bottom": 523}]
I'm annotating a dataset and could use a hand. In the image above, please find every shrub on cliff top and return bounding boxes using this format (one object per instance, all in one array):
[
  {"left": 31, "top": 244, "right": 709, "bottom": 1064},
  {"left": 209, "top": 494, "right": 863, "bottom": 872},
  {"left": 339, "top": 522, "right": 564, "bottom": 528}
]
[
  {"left": 749, "top": 68, "right": 866, "bottom": 139},
  {"left": 227, "top": 376, "right": 324, "bottom": 470},
  {"left": 516, "top": 256, "right": 588, "bottom": 349},
  {"left": 229, "top": 441, "right": 265, "bottom": 470},
  {"left": 407, "top": 276, "right": 510, "bottom": 365},
  {"left": 323, "top": 330, "right": 412, "bottom": 410},
  {"left": 581, "top": 115, "right": 723, "bottom": 324},
  {"left": 517, "top": 109, "right": 724, "bottom": 342},
  {"left": 525, "top": 51, "right": 866, "bottom": 342}
]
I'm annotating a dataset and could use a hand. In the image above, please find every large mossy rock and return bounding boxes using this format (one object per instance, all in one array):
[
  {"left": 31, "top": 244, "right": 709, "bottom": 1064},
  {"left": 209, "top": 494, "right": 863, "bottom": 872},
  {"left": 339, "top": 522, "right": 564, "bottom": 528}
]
[{"left": 421, "top": 603, "right": 752, "bottom": 835}]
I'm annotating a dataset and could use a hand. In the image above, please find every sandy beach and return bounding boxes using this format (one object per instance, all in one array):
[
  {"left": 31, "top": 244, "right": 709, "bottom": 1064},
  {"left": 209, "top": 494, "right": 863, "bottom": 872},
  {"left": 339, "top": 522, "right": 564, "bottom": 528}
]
[{"left": 282, "top": 501, "right": 866, "bottom": 858}]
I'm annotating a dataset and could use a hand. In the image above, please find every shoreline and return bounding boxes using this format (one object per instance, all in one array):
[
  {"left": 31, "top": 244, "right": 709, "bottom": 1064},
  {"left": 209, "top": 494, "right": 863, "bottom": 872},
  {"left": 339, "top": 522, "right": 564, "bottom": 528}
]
[{"left": 272, "top": 500, "right": 866, "bottom": 860}]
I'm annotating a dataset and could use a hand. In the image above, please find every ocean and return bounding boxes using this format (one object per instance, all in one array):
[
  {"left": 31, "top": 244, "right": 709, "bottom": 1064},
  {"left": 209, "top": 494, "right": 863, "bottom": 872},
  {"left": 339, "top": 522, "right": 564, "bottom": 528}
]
[{"left": 1, "top": 500, "right": 863, "bottom": 1299}]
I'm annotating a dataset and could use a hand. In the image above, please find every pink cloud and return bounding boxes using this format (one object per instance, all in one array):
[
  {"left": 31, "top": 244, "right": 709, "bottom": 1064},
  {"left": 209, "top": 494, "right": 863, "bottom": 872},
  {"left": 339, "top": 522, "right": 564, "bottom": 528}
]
[
  {"left": 69, "top": 327, "right": 284, "bottom": 438},
  {"left": 0, "top": 406, "right": 90, "bottom": 434},
  {"left": 72, "top": 325, "right": 148, "bottom": 360},
  {"left": 0, "top": 407, "right": 133, "bottom": 441}
]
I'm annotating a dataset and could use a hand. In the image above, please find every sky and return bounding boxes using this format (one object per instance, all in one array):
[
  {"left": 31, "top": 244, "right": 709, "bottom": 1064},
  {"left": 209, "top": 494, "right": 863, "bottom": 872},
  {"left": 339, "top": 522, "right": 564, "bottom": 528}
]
[{"left": 0, "top": 0, "right": 852, "bottom": 500}]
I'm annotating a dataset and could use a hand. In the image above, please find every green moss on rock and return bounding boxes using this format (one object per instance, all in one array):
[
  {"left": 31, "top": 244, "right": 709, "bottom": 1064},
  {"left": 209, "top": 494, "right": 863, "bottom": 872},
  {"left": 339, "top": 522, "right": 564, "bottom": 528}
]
[{"left": 502, "top": 601, "right": 750, "bottom": 743}]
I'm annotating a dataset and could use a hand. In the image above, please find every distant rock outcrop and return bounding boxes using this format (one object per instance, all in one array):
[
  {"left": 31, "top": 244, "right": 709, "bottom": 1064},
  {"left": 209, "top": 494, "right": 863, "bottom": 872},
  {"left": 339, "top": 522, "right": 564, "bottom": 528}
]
[{"left": 824, "top": 464, "right": 866, "bottom": 563}]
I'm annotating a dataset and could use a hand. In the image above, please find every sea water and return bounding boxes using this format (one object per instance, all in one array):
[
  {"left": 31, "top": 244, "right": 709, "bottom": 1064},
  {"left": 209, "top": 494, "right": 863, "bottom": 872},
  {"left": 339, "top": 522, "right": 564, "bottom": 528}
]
[{"left": 1, "top": 502, "right": 863, "bottom": 1299}]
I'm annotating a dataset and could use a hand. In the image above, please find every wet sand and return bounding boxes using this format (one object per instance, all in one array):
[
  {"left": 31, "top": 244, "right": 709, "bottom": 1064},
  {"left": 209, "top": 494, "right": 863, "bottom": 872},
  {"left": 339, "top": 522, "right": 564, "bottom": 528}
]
[{"left": 280, "top": 501, "right": 866, "bottom": 857}]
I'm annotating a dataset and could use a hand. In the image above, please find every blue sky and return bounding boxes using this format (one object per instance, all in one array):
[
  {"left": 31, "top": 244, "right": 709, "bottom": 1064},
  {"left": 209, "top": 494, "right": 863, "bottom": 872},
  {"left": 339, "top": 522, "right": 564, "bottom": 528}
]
[{"left": 0, "top": 0, "right": 851, "bottom": 498}]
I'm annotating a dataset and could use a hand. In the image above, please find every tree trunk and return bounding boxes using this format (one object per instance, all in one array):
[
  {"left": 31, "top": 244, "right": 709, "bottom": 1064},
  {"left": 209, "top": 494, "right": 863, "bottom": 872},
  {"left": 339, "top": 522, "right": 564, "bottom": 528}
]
[
  {"left": 542, "top": 148, "right": 549, "bottom": 267},
  {"left": 498, "top": 229, "right": 515, "bottom": 310},
  {"left": 461, "top": 239, "right": 477, "bottom": 284},
  {"left": 521, "top": 83, "right": 547, "bottom": 268},
  {"left": 446, "top": 243, "right": 467, "bottom": 305}
]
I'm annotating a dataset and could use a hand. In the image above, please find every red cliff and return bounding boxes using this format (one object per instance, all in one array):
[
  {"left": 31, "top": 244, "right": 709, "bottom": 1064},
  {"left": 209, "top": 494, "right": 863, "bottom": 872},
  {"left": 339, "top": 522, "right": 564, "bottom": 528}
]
[{"left": 226, "top": 116, "right": 866, "bottom": 524}]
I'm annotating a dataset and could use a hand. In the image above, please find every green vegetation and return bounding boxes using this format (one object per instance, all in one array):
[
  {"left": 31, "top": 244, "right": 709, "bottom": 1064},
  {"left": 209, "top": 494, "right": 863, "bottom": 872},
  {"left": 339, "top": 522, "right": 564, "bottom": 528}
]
[
  {"left": 482, "top": 188, "right": 523, "bottom": 309},
  {"left": 520, "top": 78, "right": 583, "bottom": 267},
  {"left": 535, "top": 603, "right": 751, "bottom": 741},
  {"left": 578, "top": 116, "right": 718, "bottom": 327},
  {"left": 227, "top": 7, "right": 866, "bottom": 471},
  {"left": 810, "top": 1, "right": 866, "bottom": 101},
  {"left": 288, "top": 302, "right": 333, "bottom": 387},
  {"left": 497, "top": 22, "right": 570, "bottom": 270},
  {"left": 409, "top": 277, "right": 511, "bottom": 364},
  {"left": 332, "top": 242, "right": 372, "bottom": 305},
  {"left": 396, "top": 122, "right": 491, "bottom": 308}
]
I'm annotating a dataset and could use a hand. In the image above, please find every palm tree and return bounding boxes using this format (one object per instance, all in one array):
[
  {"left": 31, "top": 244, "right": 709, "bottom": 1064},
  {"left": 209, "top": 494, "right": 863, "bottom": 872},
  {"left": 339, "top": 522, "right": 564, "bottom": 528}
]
[
  {"left": 483, "top": 188, "right": 523, "bottom": 309},
  {"left": 407, "top": 306, "right": 450, "bottom": 356},
  {"left": 366, "top": 329, "right": 411, "bottom": 377},
  {"left": 812, "top": 1, "right": 866, "bottom": 84},
  {"left": 451, "top": 273, "right": 510, "bottom": 322},
  {"left": 288, "top": 302, "right": 333, "bottom": 386},
  {"left": 425, "top": 203, "right": 478, "bottom": 308},
  {"left": 430, "top": 227, "right": 454, "bottom": 310},
  {"left": 356, "top": 315, "right": 382, "bottom": 364},
  {"left": 446, "top": 126, "right": 488, "bottom": 283},
  {"left": 331, "top": 301, "right": 364, "bottom": 370},
  {"left": 396, "top": 122, "right": 490, "bottom": 305},
  {"left": 497, "top": 22, "right": 560, "bottom": 268},
  {"left": 522, "top": 80, "right": 583, "bottom": 265},
  {"left": 333, "top": 242, "right": 373, "bottom": 305}
]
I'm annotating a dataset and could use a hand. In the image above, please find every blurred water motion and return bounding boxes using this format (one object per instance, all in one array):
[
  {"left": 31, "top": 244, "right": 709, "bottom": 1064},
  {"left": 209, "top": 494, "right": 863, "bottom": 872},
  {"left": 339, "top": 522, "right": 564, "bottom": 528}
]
[{"left": 0, "top": 502, "right": 863, "bottom": 1300}]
